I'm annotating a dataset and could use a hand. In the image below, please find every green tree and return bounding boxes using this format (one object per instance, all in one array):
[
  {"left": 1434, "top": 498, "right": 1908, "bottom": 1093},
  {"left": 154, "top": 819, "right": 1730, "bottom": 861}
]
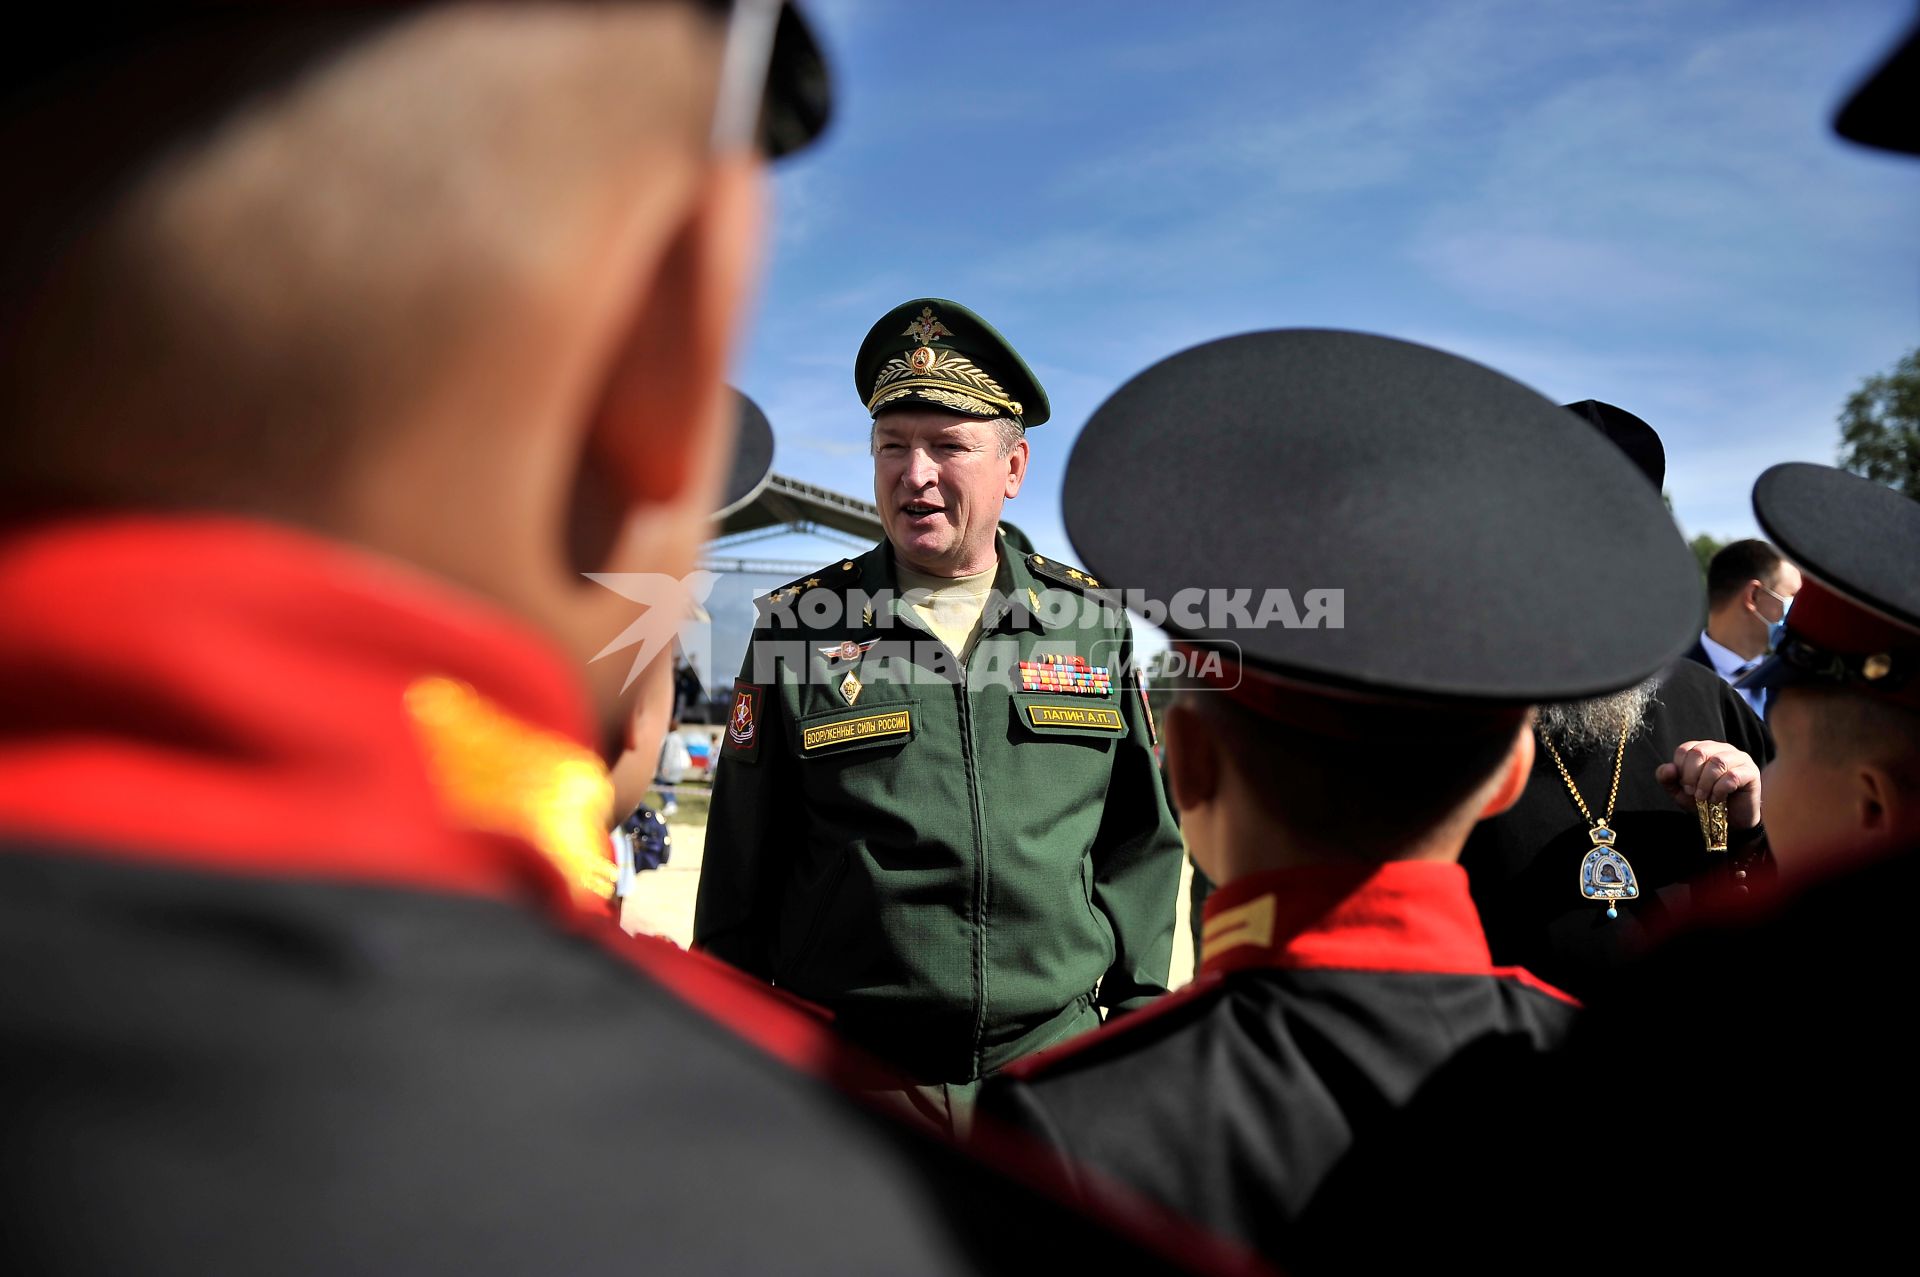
[
  {"left": 1689, "top": 532, "right": 1726, "bottom": 580},
  {"left": 1839, "top": 347, "right": 1920, "bottom": 498}
]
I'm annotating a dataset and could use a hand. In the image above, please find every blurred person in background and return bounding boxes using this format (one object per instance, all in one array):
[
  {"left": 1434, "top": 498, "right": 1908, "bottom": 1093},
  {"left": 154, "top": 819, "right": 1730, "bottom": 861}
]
[{"left": 0, "top": 6, "right": 1213, "bottom": 1273}]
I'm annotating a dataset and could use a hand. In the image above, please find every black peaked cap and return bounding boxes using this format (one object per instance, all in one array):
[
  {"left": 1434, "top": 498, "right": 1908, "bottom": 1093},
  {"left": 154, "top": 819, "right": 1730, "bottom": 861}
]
[
  {"left": 1564, "top": 399, "right": 1664, "bottom": 491},
  {"left": 1752, "top": 463, "right": 1920, "bottom": 632},
  {"left": 1835, "top": 12, "right": 1919, "bottom": 157},
  {"left": 1063, "top": 330, "right": 1703, "bottom": 706},
  {"left": 1738, "top": 463, "right": 1920, "bottom": 704}
]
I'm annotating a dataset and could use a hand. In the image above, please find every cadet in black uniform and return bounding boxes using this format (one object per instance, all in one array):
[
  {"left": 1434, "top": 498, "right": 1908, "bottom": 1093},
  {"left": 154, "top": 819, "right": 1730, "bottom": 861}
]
[
  {"left": 0, "top": 8, "right": 1221, "bottom": 1275},
  {"left": 1296, "top": 35, "right": 1920, "bottom": 1265},
  {"left": 1737, "top": 464, "right": 1920, "bottom": 878},
  {"left": 1297, "top": 463, "right": 1920, "bottom": 1274},
  {"left": 975, "top": 330, "right": 1708, "bottom": 1261}
]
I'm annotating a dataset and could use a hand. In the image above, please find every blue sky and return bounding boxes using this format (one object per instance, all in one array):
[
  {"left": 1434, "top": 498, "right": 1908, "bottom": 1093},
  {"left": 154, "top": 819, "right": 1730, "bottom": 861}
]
[{"left": 688, "top": 0, "right": 1918, "bottom": 685}]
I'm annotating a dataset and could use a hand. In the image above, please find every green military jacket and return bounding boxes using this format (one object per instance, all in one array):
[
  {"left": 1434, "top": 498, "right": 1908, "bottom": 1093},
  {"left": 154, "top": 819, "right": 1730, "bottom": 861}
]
[{"left": 694, "top": 534, "right": 1183, "bottom": 1083}]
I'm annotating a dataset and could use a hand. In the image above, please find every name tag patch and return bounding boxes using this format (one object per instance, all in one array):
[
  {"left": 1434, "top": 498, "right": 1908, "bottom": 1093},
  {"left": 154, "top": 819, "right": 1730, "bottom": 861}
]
[
  {"left": 1024, "top": 704, "right": 1125, "bottom": 733},
  {"left": 802, "top": 708, "right": 913, "bottom": 754}
]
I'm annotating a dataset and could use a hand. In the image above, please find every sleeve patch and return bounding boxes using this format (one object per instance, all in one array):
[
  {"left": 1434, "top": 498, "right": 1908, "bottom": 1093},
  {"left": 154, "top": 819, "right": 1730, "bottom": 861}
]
[{"left": 723, "top": 681, "right": 764, "bottom": 763}]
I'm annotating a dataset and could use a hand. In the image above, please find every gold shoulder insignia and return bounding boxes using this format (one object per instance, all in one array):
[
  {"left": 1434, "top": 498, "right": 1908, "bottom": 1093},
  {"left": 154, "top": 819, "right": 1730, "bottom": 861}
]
[
  {"left": 758, "top": 559, "right": 841, "bottom": 606},
  {"left": 755, "top": 559, "right": 853, "bottom": 624},
  {"left": 1027, "top": 554, "right": 1117, "bottom": 598}
]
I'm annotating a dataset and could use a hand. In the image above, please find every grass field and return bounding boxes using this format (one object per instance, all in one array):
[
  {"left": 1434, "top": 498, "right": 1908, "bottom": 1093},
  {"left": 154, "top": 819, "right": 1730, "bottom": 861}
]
[{"left": 644, "top": 786, "right": 710, "bottom": 825}]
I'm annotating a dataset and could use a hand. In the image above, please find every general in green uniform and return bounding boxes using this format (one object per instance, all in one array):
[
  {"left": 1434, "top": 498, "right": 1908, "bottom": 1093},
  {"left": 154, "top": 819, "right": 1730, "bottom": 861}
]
[{"left": 693, "top": 299, "right": 1183, "bottom": 1126}]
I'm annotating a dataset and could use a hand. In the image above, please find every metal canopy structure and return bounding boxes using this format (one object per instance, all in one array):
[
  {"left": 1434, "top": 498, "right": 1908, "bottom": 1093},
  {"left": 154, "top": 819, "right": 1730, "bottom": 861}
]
[
  {"left": 716, "top": 473, "right": 881, "bottom": 542},
  {"left": 700, "top": 472, "right": 1038, "bottom": 576},
  {"left": 703, "top": 473, "right": 881, "bottom": 575}
]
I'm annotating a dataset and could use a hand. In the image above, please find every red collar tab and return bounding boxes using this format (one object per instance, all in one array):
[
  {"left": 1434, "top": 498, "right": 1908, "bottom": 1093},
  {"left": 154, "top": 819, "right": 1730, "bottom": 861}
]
[
  {"left": 1778, "top": 577, "right": 1920, "bottom": 710},
  {"left": 1199, "top": 861, "right": 1496, "bottom": 978},
  {"left": 0, "top": 517, "right": 614, "bottom": 920}
]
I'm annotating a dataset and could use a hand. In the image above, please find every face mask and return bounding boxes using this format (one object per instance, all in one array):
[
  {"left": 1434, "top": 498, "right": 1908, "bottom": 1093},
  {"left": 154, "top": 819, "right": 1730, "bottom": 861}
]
[{"left": 1765, "top": 593, "right": 1793, "bottom": 652}]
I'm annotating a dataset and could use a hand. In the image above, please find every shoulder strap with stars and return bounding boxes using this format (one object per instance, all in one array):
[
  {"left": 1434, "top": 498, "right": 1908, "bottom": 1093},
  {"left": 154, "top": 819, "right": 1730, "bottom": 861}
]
[
  {"left": 1025, "top": 553, "right": 1122, "bottom": 610},
  {"left": 755, "top": 560, "right": 843, "bottom": 610},
  {"left": 754, "top": 555, "right": 873, "bottom": 627}
]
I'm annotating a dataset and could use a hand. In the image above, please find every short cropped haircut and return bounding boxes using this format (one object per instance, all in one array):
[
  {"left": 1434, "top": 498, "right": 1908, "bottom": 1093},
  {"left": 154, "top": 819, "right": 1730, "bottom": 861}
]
[
  {"left": 1181, "top": 689, "right": 1525, "bottom": 851},
  {"left": 1801, "top": 688, "right": 1920, "bottom": 798},
  {"left": 1, "top": 4, "right": 717, "bottom": 513},
  {"left": 1707, "top": 540, "right": 1787, "bottom": 609}
]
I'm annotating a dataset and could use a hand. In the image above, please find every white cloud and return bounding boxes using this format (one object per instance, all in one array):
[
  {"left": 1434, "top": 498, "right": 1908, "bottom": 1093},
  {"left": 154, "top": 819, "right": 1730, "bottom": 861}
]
[{"left": 735, "top": 0, "right": 1917, "bottom": 603}]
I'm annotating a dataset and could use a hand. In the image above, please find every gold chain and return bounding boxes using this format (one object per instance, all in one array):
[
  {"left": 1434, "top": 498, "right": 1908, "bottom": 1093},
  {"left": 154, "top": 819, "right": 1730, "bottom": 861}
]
[{"left": 1538, "top": 719, "right": 1631, "bottom": 827}]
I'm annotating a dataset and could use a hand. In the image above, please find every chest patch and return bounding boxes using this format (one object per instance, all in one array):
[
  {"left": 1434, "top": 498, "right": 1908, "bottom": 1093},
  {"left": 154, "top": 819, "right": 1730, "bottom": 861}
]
[
  {"left": 1019, "top": 656, "right": 1113, "bottom": 696},
  {"left": 1022, "top": 703, "right": 1125, "bottom": 733},
  {"left": 800, "top": 707, "right": 913, "bottom": 754}
]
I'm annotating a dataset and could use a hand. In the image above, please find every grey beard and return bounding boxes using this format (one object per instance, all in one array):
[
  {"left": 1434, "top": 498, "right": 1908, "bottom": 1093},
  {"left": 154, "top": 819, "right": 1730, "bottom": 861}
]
[{"left": 1536, "top": 678, "right": 1661, "bottom": 757}]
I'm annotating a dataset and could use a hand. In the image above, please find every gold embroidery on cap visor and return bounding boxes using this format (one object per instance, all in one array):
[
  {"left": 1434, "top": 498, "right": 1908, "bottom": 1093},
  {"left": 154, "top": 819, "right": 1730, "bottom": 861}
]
[{"left": 867, "top": 349, "right": 1025, "bottom": 420}]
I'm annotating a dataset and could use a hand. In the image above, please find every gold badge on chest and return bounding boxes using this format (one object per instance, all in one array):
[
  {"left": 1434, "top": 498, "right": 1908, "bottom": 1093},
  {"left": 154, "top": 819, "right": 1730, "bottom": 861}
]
[{"left": 839, "top": 670, "right": 863, "bottom": 705}]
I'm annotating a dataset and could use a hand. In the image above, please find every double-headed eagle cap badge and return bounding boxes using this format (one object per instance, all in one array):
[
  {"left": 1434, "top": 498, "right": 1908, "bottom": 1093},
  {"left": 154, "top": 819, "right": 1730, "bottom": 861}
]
[{"left": 854, "top": 297, "right": 1051, "bottom": 428}]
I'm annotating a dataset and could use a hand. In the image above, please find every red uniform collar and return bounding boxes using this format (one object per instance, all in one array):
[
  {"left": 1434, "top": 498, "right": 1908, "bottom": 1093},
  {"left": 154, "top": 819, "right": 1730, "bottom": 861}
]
[
  {"left": 0, "top": 515, "right": 610, "bottom": 922},
  {"left": 1004, "top": 860, "right": 1576, "bottom": 1087},
  {"left": 1201, "top": 861, "right": 1563, "bottom": 992}
]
